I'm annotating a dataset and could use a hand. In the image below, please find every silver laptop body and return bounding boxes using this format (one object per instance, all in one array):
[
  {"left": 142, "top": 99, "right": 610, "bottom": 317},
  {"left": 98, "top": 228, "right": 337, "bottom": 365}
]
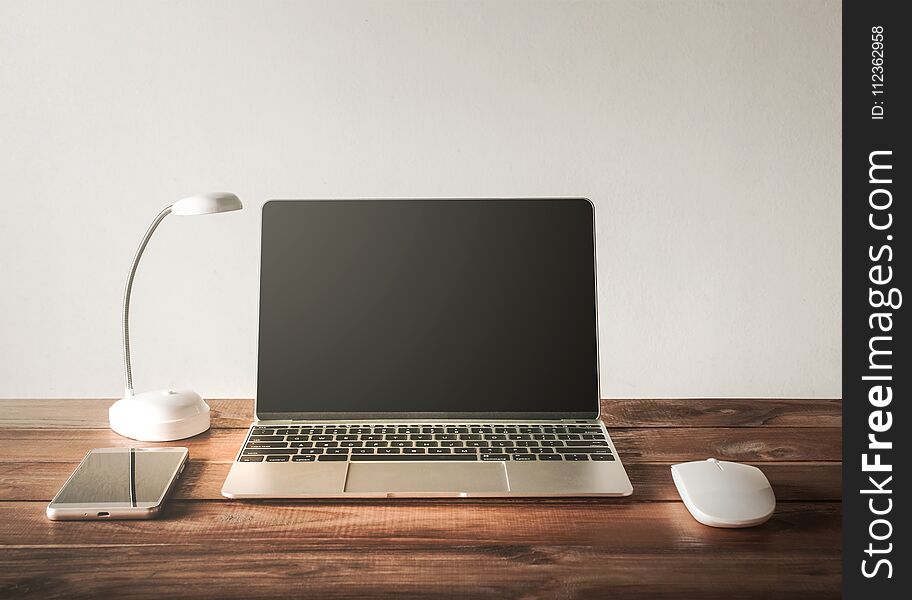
[{"left": 222, "top": 199, "right": 633, "bottom": 498}]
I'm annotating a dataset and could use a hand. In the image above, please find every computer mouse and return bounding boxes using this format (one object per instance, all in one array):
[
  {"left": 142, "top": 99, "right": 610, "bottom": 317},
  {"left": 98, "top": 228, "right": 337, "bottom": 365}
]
[{"left": 671, "top": 458, "right": 775, "bottom": 528}]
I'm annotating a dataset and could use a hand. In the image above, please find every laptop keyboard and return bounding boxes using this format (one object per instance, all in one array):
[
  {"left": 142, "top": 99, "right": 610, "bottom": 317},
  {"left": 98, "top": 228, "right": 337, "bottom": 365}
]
[{"left": 237, "top": 423, "right": 616, "bottom": 463}]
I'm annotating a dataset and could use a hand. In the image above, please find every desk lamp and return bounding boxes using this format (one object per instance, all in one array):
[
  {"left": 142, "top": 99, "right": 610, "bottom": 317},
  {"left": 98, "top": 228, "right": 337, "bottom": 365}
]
[{"left": 109, "top": 192, "right": 243, "bottom": 441}]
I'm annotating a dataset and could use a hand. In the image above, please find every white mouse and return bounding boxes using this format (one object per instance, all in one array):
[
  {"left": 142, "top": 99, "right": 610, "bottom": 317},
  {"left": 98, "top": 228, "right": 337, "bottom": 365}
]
[{"left": 671, "top": 458, "right": 775, "bottom": 528}]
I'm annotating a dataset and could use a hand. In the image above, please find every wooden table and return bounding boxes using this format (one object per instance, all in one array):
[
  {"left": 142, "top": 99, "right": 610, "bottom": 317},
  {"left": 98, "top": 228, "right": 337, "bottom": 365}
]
[{"left": 0, "top": 398, "right": 841, "bottom": 599}]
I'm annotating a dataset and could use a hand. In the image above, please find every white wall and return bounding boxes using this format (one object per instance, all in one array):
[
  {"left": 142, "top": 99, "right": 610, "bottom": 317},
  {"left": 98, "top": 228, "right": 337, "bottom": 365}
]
[{"left": 0, "top": 0, "right": 841, "bottom": 399}]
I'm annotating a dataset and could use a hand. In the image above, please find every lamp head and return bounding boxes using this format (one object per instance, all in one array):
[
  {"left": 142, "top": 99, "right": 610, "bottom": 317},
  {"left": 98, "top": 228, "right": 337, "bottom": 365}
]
[{"left": 171, "top": 192, "right": 243, "bottom": 216}]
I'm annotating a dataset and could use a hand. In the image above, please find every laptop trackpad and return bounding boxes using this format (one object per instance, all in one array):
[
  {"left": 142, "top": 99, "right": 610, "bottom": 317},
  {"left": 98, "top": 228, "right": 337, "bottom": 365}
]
[{"left": 344, "top": 462, "right": 509, "bottom": 494}]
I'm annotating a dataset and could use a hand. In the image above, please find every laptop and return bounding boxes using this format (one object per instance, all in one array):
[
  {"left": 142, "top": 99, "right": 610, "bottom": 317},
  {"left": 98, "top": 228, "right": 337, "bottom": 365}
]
[{"left": 222, "top": 199, "right": 633, "bottom": 498}]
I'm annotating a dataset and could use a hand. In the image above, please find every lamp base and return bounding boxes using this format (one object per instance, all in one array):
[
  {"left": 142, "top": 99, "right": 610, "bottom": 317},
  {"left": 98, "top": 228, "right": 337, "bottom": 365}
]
[{"left": 109, "top": 389, "right": 211, "bottom": 442}]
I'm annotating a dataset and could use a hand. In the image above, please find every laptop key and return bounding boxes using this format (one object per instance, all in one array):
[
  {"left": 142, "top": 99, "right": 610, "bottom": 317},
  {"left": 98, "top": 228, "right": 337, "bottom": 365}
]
[
  {"left": 390, "top": 441, "right": 412, "bottom": 448},
  {"left": 351, "top": 448, "right": 375, "bottom": 454},
  {"left": 250, "top": 435, "right": 284, "bottom": 442},
  {"left": 325, "top": 448, "right": 350, "bottom": 455},
  {"left": 402, "top": 448, "right": 426, "bottom": 454},
  {"left": 453, "top": 448, "right": 477, "bottom": 455},
  {"left": 266, "top": 455, "right": 290, "bottom": 462},
  {"left": 512, "top": 454, "right": 536, "bottom": 461},
  {"left": 565, "top": 440, "right": 609, "bottom": 447},
  {"left": 440, "top": 441, "right": 462, "bottom": 447},
  {"left": 481, "top": 454, "right": 508, "bottom": 461},
  {"left": 556, "top": 447, "right": 611, "bottom": 454},
  {"left": 564, "top": 454, "right": 589, "bottom": 461},
  {"left": 591, "top": 454, "right": 616, "bottom": 461},
  {"left": 314, "top": 442, "right": 338, "bottom": 448},
  {"left": 427, "top": 448, "right": 451, "bottom": 454},
  {"left": 245, "top": 442, "right": 288, "bottom": 449},
  {"left": 286, "top": 435, "right": 310, "bottom": 442},
  {"left": 242, "top": 448, "right": 297, "bottom": 455},
  {"left": 239, "top": 455, "right": 264, "bottom": 462},
  {"left": 317, "top": 455, "right": 349, "bottom": 461},
  {"left": 377, "top": 448, "right": 401, "bottom": 454},
  {"left": 292, "top": 455, "right": 316, "bottom": 462},
  {"left": 537, "top": 454, "right": 562, "bottom": 461},
  {"left": 299, "top": 448, "right": 324, "bottom": 455}
]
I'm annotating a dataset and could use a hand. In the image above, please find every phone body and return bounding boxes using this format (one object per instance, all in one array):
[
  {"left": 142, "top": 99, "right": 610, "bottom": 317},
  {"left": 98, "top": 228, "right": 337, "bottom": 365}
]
[{"left": 46, "top": 447, "right": 189, "bottom": 521}]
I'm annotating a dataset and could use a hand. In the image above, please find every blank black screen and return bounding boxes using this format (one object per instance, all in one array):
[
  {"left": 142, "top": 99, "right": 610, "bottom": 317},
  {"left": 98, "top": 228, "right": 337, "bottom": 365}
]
[{"left": 256, "top": 199, "right": 599, "bottom": 417}]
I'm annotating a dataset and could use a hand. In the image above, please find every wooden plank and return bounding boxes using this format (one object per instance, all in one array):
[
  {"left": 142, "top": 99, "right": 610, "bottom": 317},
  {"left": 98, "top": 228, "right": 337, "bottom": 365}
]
[
  {"left": 0, "top": 427, "right": 841, "bottom": 463},
  {"left": 0, "top": 398, "right": 842, "bottom": 429},
  {"left": 0, "top": 399, "right": 252, "bottom": 429},
  {"left": 0, "top": 461, "right": 842, "bottom": 503},
  {"left": 0, "top": 501, "right": 839, "bottom": 551},
  {"left": 613, "top": 427, "right": 842, "bottom": 462},
  {"left": 0, "top": 548, "right": 840, "bottom": 600},
  {"left": 600, "top": 398, "right": 841, "bottom": 428},
  {"left": 0, "top": 502, "right": 841, "bottom": 599}
]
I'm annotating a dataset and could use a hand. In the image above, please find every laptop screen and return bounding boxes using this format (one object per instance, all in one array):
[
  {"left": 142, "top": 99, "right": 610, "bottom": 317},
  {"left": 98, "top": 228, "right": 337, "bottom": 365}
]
[{"left": 256, "top": 199, "right": 599, "bottom": 419}]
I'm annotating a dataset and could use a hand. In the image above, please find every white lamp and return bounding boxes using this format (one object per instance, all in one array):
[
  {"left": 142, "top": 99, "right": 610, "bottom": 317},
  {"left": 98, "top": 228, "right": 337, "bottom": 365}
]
[{"left": 109, "top": 192, "right": 243, "bottom": 441}]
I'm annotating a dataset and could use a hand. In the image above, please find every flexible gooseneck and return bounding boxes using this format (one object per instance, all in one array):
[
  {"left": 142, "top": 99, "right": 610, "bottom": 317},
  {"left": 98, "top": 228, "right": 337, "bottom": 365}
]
[{"left": 122, "top": 206, "right": 172, "bottom": 398}]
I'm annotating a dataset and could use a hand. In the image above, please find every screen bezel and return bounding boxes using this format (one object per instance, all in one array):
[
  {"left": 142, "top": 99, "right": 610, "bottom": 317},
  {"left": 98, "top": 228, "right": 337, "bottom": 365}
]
[
  {"left": 254, "top": 199, "right": 602, "bottom": 422},
  {"left": 47, "top": 447, "right": 188, "bottom": 510}
]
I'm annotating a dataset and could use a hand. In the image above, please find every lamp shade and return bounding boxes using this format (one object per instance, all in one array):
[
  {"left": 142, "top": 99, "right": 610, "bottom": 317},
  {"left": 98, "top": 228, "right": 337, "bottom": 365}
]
[{"left": 171, "top": 192, "right": 243, "bottom": 216}]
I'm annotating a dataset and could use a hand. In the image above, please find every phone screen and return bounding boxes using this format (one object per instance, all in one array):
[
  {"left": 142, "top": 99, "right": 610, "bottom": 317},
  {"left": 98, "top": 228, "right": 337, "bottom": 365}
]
[{"left": 51, "top": 448, "right": 187, "bottom": 509}]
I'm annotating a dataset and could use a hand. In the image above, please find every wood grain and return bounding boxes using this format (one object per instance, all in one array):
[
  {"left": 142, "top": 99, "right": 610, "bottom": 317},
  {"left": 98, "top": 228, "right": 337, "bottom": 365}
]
[
  {"left": 0, "top": 399, "right": 842, "bottom": 599},
  {"left": 0, "top": 427, "right": 840, "bottom": 464},
  {"left": 0, "top": 461, "right": 842, "bottom": 503},
  {"left": 0, "top": 502, "right": 840, "bottom": 599},
  {"left": 0, "top": 547, "right": 840, "bottom": 600},
  {"left": 0, "top": 501, "right": 839, "bottom": 551},
  {"left": 0, "top": 398, "right": 840, "bottom": 429},
  {"left": 0, "top": 399, "right": 252, "bottom": 429},
  {"left": 600, "top": 398, "right": 841, "bottom": 428}
]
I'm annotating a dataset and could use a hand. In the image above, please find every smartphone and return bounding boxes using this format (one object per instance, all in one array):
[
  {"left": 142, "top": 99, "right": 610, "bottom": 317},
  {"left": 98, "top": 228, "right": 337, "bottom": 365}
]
[{"left": 46, "top": 447, "right": 189, "bottom": 520}]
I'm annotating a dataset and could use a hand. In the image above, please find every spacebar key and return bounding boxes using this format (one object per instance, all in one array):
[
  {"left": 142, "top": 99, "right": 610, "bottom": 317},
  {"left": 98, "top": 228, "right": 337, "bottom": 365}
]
[{"left": 350, "top": 454, "right": 476, "bottom": 461}]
